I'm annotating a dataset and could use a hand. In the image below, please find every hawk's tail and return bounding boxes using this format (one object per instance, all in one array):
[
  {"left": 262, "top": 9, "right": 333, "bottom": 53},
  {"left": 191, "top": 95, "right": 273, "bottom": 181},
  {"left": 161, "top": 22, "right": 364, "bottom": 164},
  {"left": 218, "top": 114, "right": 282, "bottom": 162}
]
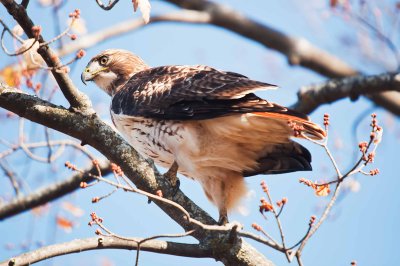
[
  {"left": 243, "top": 141, "right": 312, "bottom": 177},
  {"left": 296, "top": 119, "right": 326, "bottom": 140},
  {"left": 251, "top": 112, "right": 326, "bottom": 140}
]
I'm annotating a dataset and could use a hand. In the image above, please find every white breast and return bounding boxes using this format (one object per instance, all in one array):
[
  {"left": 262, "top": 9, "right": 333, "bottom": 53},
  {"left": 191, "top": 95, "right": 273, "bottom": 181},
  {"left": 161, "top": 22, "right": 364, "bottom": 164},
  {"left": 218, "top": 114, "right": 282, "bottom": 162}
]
[{"left": 111, "top": 113, "right": 189, "bottom": 171}]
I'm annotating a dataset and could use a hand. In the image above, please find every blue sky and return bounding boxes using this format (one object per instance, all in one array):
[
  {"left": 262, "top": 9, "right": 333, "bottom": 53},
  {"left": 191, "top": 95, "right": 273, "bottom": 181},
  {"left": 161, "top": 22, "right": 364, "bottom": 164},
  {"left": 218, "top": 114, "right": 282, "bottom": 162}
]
[{"left": 0, "top": 0, "right": 399, "bottom": 265}]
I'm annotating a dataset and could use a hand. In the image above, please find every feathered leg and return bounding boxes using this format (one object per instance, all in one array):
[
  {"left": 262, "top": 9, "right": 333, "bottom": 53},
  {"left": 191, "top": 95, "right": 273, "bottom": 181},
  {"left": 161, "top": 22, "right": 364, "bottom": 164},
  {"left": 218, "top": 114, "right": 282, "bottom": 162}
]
[{"left": 199, "top": 171, "right": 246, "bottom": 226}]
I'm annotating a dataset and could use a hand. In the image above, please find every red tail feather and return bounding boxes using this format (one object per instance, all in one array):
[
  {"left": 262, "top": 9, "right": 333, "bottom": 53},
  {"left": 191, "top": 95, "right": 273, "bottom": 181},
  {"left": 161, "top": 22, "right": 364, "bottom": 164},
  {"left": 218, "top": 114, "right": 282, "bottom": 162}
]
[{"left": 251, "top": 112, "right": 326, "bottom": 140}]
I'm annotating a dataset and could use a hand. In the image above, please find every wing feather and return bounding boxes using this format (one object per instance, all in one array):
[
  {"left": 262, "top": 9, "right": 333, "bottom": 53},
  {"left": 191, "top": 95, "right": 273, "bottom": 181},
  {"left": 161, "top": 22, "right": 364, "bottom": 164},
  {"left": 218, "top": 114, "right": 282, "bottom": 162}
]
[{"left": 111, "top": 65, "right": 307, "bottom": 122}]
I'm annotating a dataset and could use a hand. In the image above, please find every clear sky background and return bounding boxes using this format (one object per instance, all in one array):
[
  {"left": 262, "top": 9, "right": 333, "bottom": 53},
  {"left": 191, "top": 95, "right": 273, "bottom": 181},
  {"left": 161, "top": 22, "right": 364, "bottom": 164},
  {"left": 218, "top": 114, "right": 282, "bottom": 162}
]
[{"left": 0, "top": 0, "right": 399, "bottom": 265}]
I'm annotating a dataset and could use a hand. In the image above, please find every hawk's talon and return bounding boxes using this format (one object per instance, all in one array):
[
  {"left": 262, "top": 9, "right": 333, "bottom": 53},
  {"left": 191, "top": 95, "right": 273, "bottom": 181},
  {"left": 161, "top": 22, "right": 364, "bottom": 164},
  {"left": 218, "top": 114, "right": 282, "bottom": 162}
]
[
  {"left": 218, "top": 213, "right": 229, "bottom": 226},
  {"left": 163, "top": 161, "right": 180, "bottom": 196}
]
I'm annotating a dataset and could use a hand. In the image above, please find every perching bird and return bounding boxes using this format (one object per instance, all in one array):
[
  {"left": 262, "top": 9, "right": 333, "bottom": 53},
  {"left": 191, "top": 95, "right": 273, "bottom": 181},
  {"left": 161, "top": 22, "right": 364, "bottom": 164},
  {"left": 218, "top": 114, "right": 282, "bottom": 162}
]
[{"left": 81, "top": 49, "right": 326, "bottom": 225}]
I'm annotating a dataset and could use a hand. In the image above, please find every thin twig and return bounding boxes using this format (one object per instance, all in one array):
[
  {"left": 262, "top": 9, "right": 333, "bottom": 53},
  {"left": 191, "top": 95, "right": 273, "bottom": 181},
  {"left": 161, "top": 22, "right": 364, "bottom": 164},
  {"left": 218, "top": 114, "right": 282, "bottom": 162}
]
[
  {"left": 286, "top": 224, "right": 312, "bottom": 250},
  {"left": 237, "top": 231, "right": 284, "bottom": 252},
  {"left": 0, "top": 159, "right": 21, "bottom": 197},
  {"left": 301, "top": 133, "right": 342, "bottom": 178},
  {"left": 296, "top": 253, "right": 304, "bottom": 266},
  {"left": 75, "top": 168, "right": 193, "bottom": 223},
  {"left": 0, "top": 18, "right": 23, "bottom": 43},
  {"left": 276, "top": 203, "right": 285, "bottom": 218},
  {"left": 39, "top": 17, "right": 77, "bottom": 47},
  {"left": 44, "top": 127, "right": 53, "bottom": 163},
  {"left": 258, "top": 227, "right": 279, "bottom": 245},
  {"left": 1, "top": 28, "right": 38, "bottom": 56},
  {"left": 355, "top": 14, "right": 400, "bottom": 69},
  {"left": 0, "top": 161, "right": 111, "bottom": 220},
  {"left": 77, "top": 163, "right": 251, "bottom": 235},
  {"left": 296, "top": 119, "right": 380, "bottom": 256},
  {"left": 12, "top": 119, "right": 95, "bottom": 162},
  {"left": 95, "top": 0, "right": 120, "bottom": 10},
  {"left": 262, "top": 186, "right": 289, "bottom": 260},
  {"left": 134, "top": 230, "right": 196, "bottom": 266}
]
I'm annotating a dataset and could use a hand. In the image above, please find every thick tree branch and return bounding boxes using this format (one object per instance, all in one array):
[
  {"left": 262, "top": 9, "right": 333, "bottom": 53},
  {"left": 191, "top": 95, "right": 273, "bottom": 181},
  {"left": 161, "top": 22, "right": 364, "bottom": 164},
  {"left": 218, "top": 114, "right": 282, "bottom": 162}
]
[
  {"left": 0, "top": 84, "right": 273, "bottom": 265},
  {"left": 367, "top": 91, "right": 400, "bottom": 115},
  {"left": 164, "top": 0, "right": 356, "bottom": 78},
  {"left": 0, "top": 162, "right": 111, "bottom": 220},
  {"left": 0, "top": 236, "right": 212, "bottom": 266},
  {"left": 0, "top": 0, "right": 93, "bottom": 112},
  {"left": 292, "top": 72, "right": 400, "bottom": 114}
]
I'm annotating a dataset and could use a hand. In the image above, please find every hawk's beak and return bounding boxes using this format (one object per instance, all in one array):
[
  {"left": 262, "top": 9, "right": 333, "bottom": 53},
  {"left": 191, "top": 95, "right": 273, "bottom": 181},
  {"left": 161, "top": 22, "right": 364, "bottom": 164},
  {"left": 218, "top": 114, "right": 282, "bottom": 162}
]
[
  {"left": 81, "top": 71, "right": 87, "bottom": 85},
  {"left": 81, "top": 66, "right": 108, "bottom": 85},
  {"left": 81, "top": 67, "right": 92, "bottom": 85}
]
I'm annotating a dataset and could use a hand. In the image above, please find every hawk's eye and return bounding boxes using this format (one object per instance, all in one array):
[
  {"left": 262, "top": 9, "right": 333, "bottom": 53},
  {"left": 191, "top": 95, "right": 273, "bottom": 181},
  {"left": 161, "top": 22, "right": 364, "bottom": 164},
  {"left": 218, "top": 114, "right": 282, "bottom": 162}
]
[{"left": 99, "top": 56, "right": 108, "bottom": 66}]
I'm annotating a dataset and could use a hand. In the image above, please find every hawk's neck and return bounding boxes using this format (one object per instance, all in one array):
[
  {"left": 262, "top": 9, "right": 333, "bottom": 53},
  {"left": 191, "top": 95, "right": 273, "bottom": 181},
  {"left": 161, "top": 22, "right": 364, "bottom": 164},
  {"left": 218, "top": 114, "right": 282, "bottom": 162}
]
[{"left": 109, "top": 63, "right": 150, "bottom": 96}]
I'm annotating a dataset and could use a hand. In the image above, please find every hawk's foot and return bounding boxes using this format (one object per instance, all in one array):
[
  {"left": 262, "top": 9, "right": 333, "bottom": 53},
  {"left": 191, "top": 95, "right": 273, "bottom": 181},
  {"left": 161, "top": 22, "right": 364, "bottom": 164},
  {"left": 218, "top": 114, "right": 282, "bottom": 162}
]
[
  {"left": 218, "top": 215, "right": 229, "bottom": 226},
  {"left": 163, "top": 161, "right": 180, "bottom": 196},
  {"left": 218, "top": 208, "right": 229, "bottom": 226}
]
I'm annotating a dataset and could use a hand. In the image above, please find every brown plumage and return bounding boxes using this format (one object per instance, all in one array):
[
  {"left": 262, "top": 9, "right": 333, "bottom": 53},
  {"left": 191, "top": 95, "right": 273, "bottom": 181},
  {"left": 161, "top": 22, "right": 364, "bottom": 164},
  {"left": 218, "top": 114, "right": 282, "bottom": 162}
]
[{"left": 82, "top": 49, "right": 326, "bottom": 225}]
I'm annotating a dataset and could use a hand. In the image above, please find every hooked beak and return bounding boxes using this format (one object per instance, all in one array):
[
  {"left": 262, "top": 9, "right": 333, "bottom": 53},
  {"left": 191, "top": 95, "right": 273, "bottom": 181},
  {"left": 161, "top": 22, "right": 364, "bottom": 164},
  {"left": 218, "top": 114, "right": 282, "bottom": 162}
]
[
  {"left": 81, "top": 66, "right": 108, "bottom": 85},
  {"left": 81, "top": 67, "right": 93, "bottom": 86},
  {"left": 81, "top": 71, "right": 87, "bottom": 85}
]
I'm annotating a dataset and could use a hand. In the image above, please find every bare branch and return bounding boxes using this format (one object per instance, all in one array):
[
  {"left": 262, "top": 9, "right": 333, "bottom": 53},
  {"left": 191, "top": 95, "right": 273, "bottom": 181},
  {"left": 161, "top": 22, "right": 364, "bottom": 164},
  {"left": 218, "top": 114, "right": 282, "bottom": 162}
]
[
  {"left": 238, "top": 231, "right": 285, "bottom": 252},
  {"left": 0, "top": 18, "right": 23, "bottom": 43},
  {"left": 0, "top": 138, "right": 95, "bottom": 163},
  {"left": 0, "top": 236, "right": 212, "bottom": 266},
  {"left": 0, "top": 161, "right": 111, "bottom": 220},
  {"left": 0, "top": 0, "right": 93, "bottom": 112},
  {"left": 292, "top": 72, "right": 400, "bottom": 114},
  {"left": 293, "top": 181, "right": 343, "bottom": 262},
  {"left": 354, "top": 14, "right": 400, "bottom": 68},
  {"left": 295, "top": 115, "right": 382, "bottom": 258},
  {"left": 58, "top": 10, "right": 211, "bottom": 57},
  {"left": 0, "top": 27, "right": 37, "bottom": 56},
  {"left": 0, "top": 160, "right": 21, "bottom": 197}
]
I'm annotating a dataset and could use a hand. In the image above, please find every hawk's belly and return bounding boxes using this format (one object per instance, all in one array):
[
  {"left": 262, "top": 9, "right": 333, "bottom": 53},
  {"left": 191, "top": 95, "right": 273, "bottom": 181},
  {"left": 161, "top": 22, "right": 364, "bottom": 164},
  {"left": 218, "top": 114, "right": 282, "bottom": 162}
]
[{"left": 111, "top": 114, "right": 188, "bottom": 172}]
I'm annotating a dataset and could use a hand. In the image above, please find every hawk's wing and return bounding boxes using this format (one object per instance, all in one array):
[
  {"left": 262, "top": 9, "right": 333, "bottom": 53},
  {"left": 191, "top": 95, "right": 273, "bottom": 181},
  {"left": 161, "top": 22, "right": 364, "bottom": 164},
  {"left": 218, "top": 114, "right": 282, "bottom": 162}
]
[{"left": 111, "top": 65, "right": 309, "bottom": 121}]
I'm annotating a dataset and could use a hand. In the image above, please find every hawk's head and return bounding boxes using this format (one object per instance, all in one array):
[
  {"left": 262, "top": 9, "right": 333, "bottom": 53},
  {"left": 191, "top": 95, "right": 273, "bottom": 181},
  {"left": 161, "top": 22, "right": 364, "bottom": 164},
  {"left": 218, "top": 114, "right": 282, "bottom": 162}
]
[{"left": 81, "top": 49, "right": 148, "bottom": 95}]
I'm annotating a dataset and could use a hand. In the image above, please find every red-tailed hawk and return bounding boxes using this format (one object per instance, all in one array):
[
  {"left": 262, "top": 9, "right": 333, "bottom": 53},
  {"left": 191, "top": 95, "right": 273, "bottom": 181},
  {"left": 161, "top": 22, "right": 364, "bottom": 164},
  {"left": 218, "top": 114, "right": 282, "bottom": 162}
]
[{"left": 81, "top": 49, "right": 326, "bottom": 225}]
